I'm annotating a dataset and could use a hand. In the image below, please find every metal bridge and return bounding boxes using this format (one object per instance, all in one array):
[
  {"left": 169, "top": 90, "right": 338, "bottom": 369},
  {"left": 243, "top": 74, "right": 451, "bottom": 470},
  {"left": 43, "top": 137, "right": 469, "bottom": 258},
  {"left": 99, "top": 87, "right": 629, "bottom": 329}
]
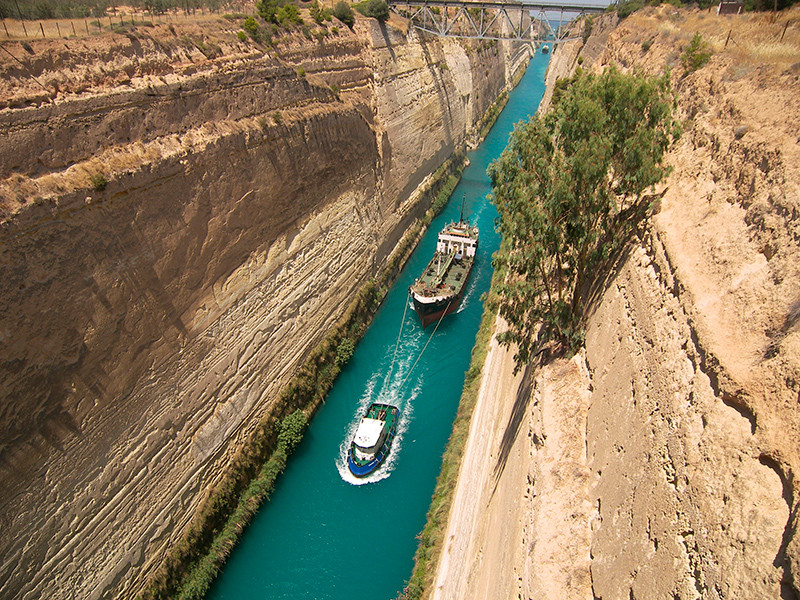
[{"left": 388, "top": 0, "right": 612, "bottom": 44}]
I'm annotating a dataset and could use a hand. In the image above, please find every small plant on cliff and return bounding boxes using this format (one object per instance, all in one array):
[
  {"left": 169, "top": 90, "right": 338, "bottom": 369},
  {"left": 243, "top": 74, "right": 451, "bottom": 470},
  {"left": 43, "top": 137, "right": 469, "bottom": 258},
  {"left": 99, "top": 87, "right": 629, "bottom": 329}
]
[
  {"left": 581, "top": 15, "right": 593, "bottom": 44},
  {"left": 333, "top": 1, "right": 355, "bottom": 28},
  {"left": 681, "top": 33, "right": 712, "bottom": 74},
  {"left": 89, "top": 173, "right": 107, "bottom": 191},
  {"left": 488, "top": 67, "right": 678, "bottom": 364},
  {"left": 257, "top": 0, "right": 284, "bottom": 23},
  {"left": 310, "top": 0, "right": 332, "bottom": 23},
  {"left": 276, "top": 3, "right": 303, "bottom": 27},
  {"left": 242, "top": 16, "right": 258, "bottom": 36},
  {"left": 616, "top": 0, "right": 643, "bottom": 19}
]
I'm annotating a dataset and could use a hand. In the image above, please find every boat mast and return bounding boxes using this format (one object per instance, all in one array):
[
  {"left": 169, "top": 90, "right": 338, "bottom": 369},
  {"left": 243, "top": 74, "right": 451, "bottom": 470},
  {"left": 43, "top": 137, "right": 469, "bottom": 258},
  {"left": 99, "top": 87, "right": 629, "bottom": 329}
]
[{"left": 459, "top": 193, "right": 465, "bottom": 224}]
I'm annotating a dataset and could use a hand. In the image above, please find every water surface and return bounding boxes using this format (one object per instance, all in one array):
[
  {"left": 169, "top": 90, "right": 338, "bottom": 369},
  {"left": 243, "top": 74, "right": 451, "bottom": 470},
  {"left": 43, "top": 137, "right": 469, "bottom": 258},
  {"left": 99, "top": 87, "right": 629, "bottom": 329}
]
[{"left": 210, "top": 50, "right": 550, "bottom": 600}]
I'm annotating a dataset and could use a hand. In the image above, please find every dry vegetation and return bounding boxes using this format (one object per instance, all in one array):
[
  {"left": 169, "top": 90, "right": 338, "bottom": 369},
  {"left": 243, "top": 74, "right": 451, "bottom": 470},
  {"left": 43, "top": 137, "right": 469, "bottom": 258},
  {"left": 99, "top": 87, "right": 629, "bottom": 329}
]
[{"left": 631, "top": 5, "right": 800, "bottom": 71}]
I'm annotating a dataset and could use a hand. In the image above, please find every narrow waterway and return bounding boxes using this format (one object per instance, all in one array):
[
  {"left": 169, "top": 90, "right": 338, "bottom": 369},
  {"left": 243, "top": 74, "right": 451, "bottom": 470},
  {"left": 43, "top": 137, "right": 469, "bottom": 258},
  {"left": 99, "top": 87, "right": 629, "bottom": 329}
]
[{"left": 209, "top": 51, "right": 550, "bottom": 600}]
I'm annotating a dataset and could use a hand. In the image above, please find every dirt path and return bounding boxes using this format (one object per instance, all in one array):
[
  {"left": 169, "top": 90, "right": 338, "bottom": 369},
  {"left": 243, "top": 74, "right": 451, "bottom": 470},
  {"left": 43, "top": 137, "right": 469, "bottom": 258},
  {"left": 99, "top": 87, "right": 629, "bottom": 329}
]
[{"left": 431, "top": 317, "right": 527, "bottom": 600}]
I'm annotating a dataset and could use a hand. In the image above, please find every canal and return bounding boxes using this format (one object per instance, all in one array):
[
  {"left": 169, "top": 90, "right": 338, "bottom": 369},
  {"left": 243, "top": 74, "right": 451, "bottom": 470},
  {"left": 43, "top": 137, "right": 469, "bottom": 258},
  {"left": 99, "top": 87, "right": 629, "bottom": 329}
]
[{"left": 209, "top": 50, "right": 550, "bottom": 600}]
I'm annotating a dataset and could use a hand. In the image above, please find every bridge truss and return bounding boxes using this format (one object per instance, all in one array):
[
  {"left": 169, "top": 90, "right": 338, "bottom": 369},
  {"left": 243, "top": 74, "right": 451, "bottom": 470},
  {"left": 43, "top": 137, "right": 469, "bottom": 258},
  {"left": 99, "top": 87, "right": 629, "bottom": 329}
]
[{"left": 388, "top": 0, "right": 610, "bottom": 44}]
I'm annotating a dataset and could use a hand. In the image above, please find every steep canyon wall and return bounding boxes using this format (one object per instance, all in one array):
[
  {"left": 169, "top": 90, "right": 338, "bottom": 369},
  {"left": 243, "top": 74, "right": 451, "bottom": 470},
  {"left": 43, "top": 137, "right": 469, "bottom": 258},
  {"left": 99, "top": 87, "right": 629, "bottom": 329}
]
[
  {"left": 432, "top": 7, "right": 800, "bottom": 600},
  {"left": 0, "top": 15, "right": 528, "bottom": 599}
]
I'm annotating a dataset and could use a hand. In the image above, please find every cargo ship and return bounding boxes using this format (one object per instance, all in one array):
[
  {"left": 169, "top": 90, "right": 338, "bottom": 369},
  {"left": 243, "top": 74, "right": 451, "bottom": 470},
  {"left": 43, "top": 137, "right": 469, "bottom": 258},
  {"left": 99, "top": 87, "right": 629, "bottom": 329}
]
[
  {"left": 409, "top": 205, "right": 478, "bottom": 328},
  {"left": 347, "top": 403, "right": 399, "bottom": 477}
]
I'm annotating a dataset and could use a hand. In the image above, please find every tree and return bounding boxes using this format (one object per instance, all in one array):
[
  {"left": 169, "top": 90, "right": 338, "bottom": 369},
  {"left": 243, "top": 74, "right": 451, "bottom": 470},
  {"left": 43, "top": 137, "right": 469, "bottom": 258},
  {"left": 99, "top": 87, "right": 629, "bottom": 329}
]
[
  {"left": 257, "top": 0, "right": 285, "bottom": 23},
  {"left": 333, "top": 0, "right": 355, "bottom": 27},
  {"left": 488, "top": 67, "right": 678, "bottom": 366},
  {"left": 359, "top": 0, "right": 389, "bottom": 22}
]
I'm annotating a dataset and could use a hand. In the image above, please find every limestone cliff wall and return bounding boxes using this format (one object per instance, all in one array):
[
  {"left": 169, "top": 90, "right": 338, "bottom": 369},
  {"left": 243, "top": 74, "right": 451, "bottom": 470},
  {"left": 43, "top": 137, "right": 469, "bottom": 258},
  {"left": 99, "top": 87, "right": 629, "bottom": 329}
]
[{"left": 0, "top": 15, "right": 529, "bottom": 600}]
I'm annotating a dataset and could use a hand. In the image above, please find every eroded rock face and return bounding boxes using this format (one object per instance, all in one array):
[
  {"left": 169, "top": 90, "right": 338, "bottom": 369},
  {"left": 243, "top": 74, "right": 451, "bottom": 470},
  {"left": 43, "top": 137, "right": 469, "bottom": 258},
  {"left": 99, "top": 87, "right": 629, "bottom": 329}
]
[
  {"left": 0, "top": 16, "right": 529, "bottom": 599},
  {"left": 432, "top": 7, "right": 800, "bottom": 600}
]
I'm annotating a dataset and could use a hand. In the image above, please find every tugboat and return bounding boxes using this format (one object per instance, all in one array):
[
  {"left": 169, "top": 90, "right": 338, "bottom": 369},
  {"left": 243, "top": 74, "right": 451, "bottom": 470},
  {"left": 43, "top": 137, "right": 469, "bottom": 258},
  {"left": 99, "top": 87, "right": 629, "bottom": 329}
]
[
  {"left": 347, "top": 403, "right": 400, "bottom": 477},
  {"left": 409, "top": 198, "right": 478, "bottom": 328}
]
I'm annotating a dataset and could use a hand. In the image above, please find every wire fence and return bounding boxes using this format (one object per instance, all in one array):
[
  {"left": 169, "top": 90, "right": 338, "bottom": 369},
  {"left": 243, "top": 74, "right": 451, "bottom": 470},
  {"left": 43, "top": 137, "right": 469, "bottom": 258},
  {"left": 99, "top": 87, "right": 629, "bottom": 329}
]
[{"left": 0, "top": 7, "right": 256, "bottom": 40}]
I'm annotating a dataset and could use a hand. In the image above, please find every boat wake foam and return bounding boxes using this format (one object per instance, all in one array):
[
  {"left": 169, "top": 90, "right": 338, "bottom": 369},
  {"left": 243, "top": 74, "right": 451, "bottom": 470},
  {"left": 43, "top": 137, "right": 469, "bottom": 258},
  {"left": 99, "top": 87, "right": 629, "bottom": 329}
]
[{"left": 336, "top": 355, "right": 422, "bottom": 485}]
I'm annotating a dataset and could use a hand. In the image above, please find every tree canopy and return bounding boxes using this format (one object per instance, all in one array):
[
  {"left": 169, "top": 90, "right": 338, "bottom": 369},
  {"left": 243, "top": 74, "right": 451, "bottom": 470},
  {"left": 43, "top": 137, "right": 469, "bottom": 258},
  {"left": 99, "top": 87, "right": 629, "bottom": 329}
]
[{"left": 488, "top": 66, "right": 678, "bottom": 366}]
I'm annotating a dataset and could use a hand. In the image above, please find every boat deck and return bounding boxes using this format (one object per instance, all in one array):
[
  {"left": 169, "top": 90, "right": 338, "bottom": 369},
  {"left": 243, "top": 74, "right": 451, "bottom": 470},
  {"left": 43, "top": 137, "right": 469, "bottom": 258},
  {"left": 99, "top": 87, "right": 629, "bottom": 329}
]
[
  {"left": 411, "top": 253, "right": 474, "bottom": 297},
  {"left": 365, "top": 403, "right": 398, "bottom": 429}
]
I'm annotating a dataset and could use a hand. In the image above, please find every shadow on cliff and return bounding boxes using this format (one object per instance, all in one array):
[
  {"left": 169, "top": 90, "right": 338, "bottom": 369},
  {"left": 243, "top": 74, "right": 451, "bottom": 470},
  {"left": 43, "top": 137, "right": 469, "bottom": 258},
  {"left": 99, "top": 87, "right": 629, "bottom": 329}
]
[
  {"left": 417, "top": 36, "right": 454, "bottom": 148},
  {"left": 491, "top": 361, "right": 536, "bottom": 491},
  {"left": 378, "top": 22, "right": 396, "bottom": 61}
]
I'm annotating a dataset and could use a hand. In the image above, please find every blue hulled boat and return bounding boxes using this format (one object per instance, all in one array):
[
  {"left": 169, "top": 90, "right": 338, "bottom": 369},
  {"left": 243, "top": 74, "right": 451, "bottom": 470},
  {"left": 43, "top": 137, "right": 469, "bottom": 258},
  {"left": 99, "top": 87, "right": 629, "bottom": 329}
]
[{"left": 347, "top": 403, "right": 399, "bottom": 477}]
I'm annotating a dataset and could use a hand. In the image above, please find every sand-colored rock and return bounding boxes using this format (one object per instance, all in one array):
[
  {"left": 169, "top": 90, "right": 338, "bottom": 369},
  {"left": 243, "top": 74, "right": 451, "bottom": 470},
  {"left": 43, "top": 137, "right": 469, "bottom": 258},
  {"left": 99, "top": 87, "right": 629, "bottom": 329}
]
[
  {"left": 0, "top": 14, "right": 530, "bottom": 599},
  {"left": 434, "top": 6, "right": 800, "bottom": 600}
]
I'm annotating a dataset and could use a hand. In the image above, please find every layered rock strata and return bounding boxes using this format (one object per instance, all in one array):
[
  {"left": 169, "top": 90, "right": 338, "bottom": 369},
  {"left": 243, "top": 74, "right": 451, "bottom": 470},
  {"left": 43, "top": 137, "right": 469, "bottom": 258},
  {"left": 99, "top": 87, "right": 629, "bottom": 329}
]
[
  {"left": 0, "top": 15, "right": 529, "bottom": 600},
  {"left": 434, "top": 7, "right": 800, "bottom": 600}
]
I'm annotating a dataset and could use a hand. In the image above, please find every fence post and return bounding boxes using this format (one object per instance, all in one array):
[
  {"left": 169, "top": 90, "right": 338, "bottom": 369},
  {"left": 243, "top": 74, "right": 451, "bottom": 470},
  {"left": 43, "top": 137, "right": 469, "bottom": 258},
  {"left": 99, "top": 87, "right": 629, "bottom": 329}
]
[
  {"left": 85, "top": 19, "right": 89, "bottom": 34},
  {"left": 39, "top": 21, "right": 45, "bottom": 37},
  {"left": 56, "top": 22, "right": 61, "bottom": 37},
  {"left": 2, "top": 20, "right": 8, "bottom": 38},
  {"left": 781, "top": 20, "right": 789, "bottom": 41},
  {"left": 71, "top": 21, "right": 76, "bottom": 36}
]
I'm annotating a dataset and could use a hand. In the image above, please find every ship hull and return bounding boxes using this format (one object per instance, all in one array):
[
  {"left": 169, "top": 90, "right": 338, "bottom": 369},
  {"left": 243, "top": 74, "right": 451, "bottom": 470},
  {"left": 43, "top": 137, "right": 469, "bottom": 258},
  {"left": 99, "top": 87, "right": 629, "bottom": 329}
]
[
  {"left": 347, "top": 404, "right": 399, "bottom": 477},
  {"left": 411, "top": 290, "right": 464, "bottom": 328}
]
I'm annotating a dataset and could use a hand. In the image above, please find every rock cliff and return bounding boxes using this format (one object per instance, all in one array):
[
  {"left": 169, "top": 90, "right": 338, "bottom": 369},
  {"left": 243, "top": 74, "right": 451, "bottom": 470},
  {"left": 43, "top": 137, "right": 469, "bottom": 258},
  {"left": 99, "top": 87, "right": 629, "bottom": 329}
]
[
  {"left": 432, "top": 7, "right": 800, "bottom": 600},
  {"left": 0, "top": 14, "right": 529, "bottom": 599}
]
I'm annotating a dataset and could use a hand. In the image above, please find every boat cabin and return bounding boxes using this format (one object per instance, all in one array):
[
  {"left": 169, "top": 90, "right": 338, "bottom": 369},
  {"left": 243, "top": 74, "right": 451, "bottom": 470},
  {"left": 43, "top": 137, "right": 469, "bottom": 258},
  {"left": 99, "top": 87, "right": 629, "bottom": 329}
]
[
  {"left": 436, "top": 223, "right": 478, "bottom": 259},
  {"left": 353, "top": 417, "right": 387, "bottom": 460}
]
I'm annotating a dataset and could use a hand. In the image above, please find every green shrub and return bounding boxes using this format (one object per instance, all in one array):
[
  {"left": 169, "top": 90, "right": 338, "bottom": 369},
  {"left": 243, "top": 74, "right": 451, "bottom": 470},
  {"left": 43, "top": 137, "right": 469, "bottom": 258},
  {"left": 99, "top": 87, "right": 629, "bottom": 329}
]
[
  {"left": 641, "top": 38, "right": 653, "bottom": 52},
  {"left": 89, "top": 173, "right": 107, "bottom": 191},
  {"left": 310, "top": 0, "right": 332, "bottom": 23},
  {"left": 237, "top": 30, "right": 248, "bottom": 42},
  {"left": 336, "top": 338, "right": 355, "bottom": 367},
  {"left": 582, "top": 15, "right": 593, "bottom": 44},
  {"left": 617, "top": 0, "right": 643, "bottom": 19},
  {"left": 273, "top": 110, "right": 282, "bottom": 124},
  {"left": 242, "top": 16, "right": 260, "bottom": 38},
  {"left": 277, "top": 410, "right": 308, "bottom": 455},
  {"left": 333, "top": 1, "right": 354, "bottom": 27},
  {"left": 356, "top": 0, "right": 389, "bottom": 22},
  {"left": 257, "top": 0, "right": 284, "bottom": 23},
  {"left": 276, "top": 3, "right": 303, "bottom": 26},
  {"left": 681, "top": 32, "right": 712, "bottom": 73},
  {"left": 297, "top": 66, "right": 306, "bottom": 77}
]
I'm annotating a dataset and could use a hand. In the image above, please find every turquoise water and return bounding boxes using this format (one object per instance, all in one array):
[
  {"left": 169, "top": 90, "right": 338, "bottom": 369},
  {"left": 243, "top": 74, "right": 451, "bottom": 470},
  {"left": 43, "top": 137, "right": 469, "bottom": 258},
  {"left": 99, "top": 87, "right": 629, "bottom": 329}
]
[{"left": 209, "top": 52, "right": 549, "bottom": 600}]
